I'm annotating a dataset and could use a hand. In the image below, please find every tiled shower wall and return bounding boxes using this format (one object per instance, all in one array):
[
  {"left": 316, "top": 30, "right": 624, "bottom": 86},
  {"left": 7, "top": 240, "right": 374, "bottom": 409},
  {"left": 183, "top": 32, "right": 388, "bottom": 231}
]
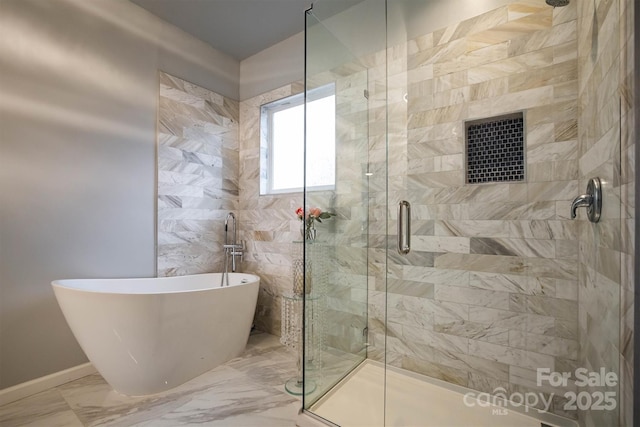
[
  {"left": 577, "top": 0, "right": 635, "bottom": 426},
  {"left": 157, "top": 72, "right": 239, "bottom": 277},
  {"left": 367, "top": 1, "right": 584, "bottom": 420}
]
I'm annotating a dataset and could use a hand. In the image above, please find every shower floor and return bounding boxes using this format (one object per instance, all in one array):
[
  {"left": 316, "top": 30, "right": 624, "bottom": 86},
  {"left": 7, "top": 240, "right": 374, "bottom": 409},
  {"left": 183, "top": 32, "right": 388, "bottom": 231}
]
[{"left": 309, "top": 360, "right": 576, "bottom": 427}]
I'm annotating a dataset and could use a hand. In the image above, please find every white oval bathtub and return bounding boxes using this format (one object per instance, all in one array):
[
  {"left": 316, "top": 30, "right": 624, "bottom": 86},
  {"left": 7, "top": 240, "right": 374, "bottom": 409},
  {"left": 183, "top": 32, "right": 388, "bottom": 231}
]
[{"left": 51, "top": 273, "right": 259, "bottom": 396}]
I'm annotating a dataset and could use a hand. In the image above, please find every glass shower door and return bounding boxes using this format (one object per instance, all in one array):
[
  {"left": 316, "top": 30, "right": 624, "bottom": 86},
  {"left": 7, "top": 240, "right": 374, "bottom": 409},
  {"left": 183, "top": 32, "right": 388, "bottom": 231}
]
[{"left": 303, "top": 0, "right": 387, "bottom": 421}]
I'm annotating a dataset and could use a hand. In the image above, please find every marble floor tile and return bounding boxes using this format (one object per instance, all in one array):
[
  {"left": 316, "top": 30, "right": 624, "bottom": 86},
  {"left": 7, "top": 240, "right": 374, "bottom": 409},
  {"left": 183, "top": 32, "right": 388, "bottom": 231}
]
[
  {"left": 0, "top": 332, "right": 302, "bottom": 427},
  {"left": 0, "top": 389, "right": 84, "bottom": 427}
]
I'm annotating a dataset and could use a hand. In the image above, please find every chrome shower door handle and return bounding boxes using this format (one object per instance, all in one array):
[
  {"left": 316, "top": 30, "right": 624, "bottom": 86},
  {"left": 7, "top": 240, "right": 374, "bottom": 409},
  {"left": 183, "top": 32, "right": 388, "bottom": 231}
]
[
  {"left": 397, "top": 201, "right": 411, "bottom": 255},
  {"left": 570, "top": 177, "right": 601, "bottom": 223}
]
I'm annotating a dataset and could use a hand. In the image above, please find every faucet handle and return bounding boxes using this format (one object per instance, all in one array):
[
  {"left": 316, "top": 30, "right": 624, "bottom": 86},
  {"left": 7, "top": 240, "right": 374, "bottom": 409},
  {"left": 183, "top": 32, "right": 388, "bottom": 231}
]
[
  {"left": 238, "top": 240, "right": 245, "bottom": 262},
  {"left": 570, "top": 177, "right": 601, "bottom": 223},
  {"left": 570, "top": 194, "right": 592, "bottom": 219}
]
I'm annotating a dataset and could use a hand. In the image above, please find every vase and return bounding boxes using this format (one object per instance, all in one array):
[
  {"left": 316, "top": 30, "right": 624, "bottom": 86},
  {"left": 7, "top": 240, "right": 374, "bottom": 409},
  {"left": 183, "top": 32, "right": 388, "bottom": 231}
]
[{"left": 300, "top": 220, "right": 316, "bottom": 241}]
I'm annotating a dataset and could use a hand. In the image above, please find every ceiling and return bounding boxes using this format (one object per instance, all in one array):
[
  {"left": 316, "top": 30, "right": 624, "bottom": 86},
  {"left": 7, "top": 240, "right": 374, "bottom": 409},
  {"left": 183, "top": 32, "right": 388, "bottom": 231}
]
[{"left": 130, "top": 0, "right": 361, "bottom": 61}]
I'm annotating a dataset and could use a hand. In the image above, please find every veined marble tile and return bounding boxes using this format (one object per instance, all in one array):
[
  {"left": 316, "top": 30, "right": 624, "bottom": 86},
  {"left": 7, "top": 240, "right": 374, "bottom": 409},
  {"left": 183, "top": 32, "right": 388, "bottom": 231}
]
[
  {"left": 434, "top": 183, "right": 511, "bottom": 205},
  {"left": 528, "top": 99, "right": 577, "bottom": 126},
  {"left": 412, "top": 235, "right": 470, "bottom": 254},
  {"left": 467, "top": 85, "right": 554, "bottom": 118},
  {"left": 400, "top": 355, "right": 469, "bottom": 387},
  {"left": 387, "top": 278, "right": 434, "bottom": 298},
  {"left": 464, "top": 201, "right": 556, "bottom": 220},
  {"left": 408, "top": 104, "right": 466, "bottom": 129},
  {"left": 434, "top": 41, "right": 509, "bottom": 77},
  {"left": 469, "top": 339, "right": 555, "bottom": 371},
  {"left": 516, "top": 332, "right": 578, "bottom": 359},
  {"left": 470, "top": 271, "right": 531, "bottom": 294},
  {"left": 433, "top": 220, "right": 510, "bottom": 238},
  {"left": 507, "top": 21, "right": 576, "bottom": 57},
  {"left": 408, "top": 121, "right": 462, "bottom": 144},
  {"left": 470, "top": 237, "right": 556, "bottom": 258},
  {"left": 157, "top": 73, "right": 239, "bottom": 277},
  {"left": 407, "top": 170, "right": 462, "bottom": 189},
  {"left": 434, "top": 319, "right": 509, "bottom": 345},
  {"left": 555, "top": 119, "right": 578, "bottom": 141},
  {"left": 401, "top": 324, "right": 470, "bottom": 354},
  {"left": 511, "top": 294, "right": 577, "bottom": 321},
  {"left": 509, "top": 59, "right": 577, "bottom": 93},
  {"left": 507, "top": 1, "right": 549, "bottom": 21},
  {"left": 528, "top": 140, "right": 578, "bottom": 164},
  {"left": 401, "top": 265, "right": 469, "bottom": 286},
  {"left": 435, "top": 253, "right": 528, "bottom": 275},
  {"left": 470, "top": 306, "right": 556, "bottom": 335},
  {"left": 386, "top": 306, "right": 434, "bottom": 329},
  {"left": 434, "top": 347, "right": 510, "bottom": 382},
  {"left": 465, "top": 9, "right": 551, "bottom": 47},
  {"left": 433, "top": 70, "right": 468, "bottom": 93},
  {"left": 553, "top": 40, "right": 578, "bottom": 64},
  {"left": 0, "top": 389, "right": 83, "bottom": 427},
  {"left": 160, "top": 84, "right": 206, "bottom": 109},
  {"left": 468, "top": 47, "right": 554, "bottom": 84},
  {"left": 408, "top": 38, "right": 466, "bottom": 69},
  {"left": 469, "top": 76, "right": 509, "bottom": 101},
  {"left": 408, "top": 32, "right": 434, "bottom": 54},
  {"left": 160, "top": 73, "right": 223, "bottom": 106},
  {"left": 442, "top": 7, "right": 509, "bottom": 45},
  {"left": 527, "top": 122, "right": 555, "bottom": 148},
  {"left": 387, "top": 293, "right": 469, "bottom": 322},
  {"left": 435, "top": 284, "right": 510, "bottom": 310},
  {"left": 407, "top": 139, "right": 463, "bottom": 160}
]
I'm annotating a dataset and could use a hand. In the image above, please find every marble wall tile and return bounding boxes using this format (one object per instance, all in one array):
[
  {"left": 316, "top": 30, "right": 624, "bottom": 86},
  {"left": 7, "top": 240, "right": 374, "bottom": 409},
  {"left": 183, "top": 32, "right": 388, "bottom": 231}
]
[
  {"left": 157, "top": 72, "right": 239, "bottom": 277},
  {"left": 469, "top": 339, "right": 555, "bottom": 371},
  {"left": 576, "top": 0, "right": 634, "bottom": 424}
]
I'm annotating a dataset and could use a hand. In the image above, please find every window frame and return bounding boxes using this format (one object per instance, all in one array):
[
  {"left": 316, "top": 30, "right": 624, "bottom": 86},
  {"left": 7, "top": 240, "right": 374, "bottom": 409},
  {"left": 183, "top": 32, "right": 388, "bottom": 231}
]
[{"left": 260, "top": 83, "right": 336, "bottom": 195}]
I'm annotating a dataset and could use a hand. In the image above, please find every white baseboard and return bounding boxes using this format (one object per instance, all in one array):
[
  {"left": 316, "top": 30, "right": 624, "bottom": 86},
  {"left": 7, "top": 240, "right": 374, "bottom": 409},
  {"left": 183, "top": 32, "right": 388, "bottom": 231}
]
[{"left": 0, "top": 363, "right": 96, "bottom": 407}]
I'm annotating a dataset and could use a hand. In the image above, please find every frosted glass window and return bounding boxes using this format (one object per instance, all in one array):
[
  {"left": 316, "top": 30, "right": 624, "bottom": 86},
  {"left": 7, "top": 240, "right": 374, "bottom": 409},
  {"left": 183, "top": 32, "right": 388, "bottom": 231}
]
[{"left": 260, "top": 84, "right": 336, "bottom": 194}]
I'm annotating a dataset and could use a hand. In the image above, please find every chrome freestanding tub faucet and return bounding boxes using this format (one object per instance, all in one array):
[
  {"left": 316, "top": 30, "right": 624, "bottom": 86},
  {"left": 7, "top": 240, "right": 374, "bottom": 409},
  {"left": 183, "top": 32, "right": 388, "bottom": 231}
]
[{"left": 221, "top": 212, "right": 244, "bottom": 286}]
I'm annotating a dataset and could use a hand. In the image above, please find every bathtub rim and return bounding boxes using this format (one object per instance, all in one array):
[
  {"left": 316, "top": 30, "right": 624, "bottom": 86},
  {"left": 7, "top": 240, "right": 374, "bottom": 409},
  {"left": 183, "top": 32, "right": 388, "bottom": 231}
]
[{"left": 51, "top": 272, "right": 260, "bottom": 295}]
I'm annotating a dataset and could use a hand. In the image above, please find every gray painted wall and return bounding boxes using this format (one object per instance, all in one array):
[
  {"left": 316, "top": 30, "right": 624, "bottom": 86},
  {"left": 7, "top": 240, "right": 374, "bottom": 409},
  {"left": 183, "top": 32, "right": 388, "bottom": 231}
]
[{"left": 0, "top": 0, "right": 239, "bottom": 389}]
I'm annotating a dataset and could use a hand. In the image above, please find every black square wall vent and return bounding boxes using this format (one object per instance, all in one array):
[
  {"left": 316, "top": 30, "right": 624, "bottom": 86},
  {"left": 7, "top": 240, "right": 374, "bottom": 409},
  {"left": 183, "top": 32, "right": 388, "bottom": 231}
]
[{"left": 465, "top": 112, "right": 525, "bottom": 184}]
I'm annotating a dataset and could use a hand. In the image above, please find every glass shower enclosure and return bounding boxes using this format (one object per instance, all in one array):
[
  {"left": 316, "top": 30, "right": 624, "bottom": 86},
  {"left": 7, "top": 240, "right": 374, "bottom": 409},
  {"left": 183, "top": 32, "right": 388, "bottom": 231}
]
[{"left": 302, "top": 1, "right": 625, "bottom": 426}]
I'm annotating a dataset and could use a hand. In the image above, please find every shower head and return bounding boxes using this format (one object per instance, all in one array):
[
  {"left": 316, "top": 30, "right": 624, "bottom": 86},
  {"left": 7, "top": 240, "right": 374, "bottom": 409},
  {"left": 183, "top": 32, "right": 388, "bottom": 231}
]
[{"left": 546, "top": 0, "right": 570, "bottom": 6}]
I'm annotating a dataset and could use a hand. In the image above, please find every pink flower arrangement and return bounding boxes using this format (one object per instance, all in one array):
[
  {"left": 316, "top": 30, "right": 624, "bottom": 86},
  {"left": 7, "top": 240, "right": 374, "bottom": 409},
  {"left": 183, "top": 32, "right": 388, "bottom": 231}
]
[{"left": 295, "top": 207, "right": 336, "bottom": 223}]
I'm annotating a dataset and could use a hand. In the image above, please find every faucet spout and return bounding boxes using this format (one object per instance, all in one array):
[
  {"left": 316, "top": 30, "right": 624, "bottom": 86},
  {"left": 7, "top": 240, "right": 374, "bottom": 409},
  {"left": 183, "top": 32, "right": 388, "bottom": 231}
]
[
  {"left": 224, "top": 212, "right": 236, "bottom": 246},
  {"left": 570, "top": 194, "right": 592, "bottom": 219}
]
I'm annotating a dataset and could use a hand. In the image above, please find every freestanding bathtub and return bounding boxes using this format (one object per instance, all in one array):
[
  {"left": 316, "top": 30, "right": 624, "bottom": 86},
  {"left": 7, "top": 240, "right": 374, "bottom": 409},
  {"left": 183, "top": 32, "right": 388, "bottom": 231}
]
[{"left": 51, "top": 273, "right": 259, "bottom": 396}]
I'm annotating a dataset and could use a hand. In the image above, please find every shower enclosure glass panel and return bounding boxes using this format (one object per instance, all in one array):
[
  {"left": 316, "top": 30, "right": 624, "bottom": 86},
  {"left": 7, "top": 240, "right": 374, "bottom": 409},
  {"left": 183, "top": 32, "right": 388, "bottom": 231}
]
[
  {"left": 304, "top": 0, "right": 623, "bottom": 426},
  {"left": 303, "top": 0, "right": 387, "bottom": 413}
]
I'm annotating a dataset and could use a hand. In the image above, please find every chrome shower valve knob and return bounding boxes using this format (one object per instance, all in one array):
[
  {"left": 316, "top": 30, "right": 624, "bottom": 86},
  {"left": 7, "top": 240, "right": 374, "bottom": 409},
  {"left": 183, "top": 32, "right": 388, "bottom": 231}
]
[{"left": 570, "top": 177, "right": 602, "bottom": 223}]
